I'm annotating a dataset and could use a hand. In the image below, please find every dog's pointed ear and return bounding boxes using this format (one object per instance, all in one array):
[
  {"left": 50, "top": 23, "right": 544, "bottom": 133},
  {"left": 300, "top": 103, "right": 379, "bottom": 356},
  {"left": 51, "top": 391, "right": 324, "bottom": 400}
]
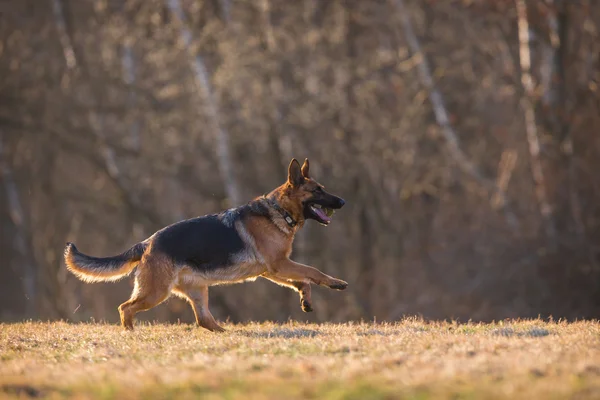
[
  {"left": 287, "top": 159, "right": 304, "bottom": 186},
  {"left": 301, "top": 158, "right": 310, "bottom": 179}
]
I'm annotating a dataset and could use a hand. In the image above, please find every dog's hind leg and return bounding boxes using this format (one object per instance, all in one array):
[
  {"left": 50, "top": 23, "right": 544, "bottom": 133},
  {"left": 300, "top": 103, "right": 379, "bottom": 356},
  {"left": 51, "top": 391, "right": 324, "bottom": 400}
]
[
  {"left": 261, "top": 274, "right": 313, "bottom": 312},
  {"left": 172, "top": 285, "right": 225, "bottom": 332},
  {"left": 118, "top": 258, "right": 174, "bottom": 331}
]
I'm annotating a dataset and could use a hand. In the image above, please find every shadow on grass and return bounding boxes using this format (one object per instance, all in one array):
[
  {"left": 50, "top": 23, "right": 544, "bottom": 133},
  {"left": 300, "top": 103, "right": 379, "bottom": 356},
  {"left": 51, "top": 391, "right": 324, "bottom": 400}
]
[
  {"left": 1, "top": 384, "right": 46, "bottom": 398},
  {"left": 491, "top": 327, "right": 551, "bottom": 337},
  {"left": 239, "top": 328, "right": 320, "bottom": 338},
  {"left": 357, "top": 326, "right": 425, "bottom": 336},
  {"left": 357, "top": 329, "right": 393, "bottom": 337}
]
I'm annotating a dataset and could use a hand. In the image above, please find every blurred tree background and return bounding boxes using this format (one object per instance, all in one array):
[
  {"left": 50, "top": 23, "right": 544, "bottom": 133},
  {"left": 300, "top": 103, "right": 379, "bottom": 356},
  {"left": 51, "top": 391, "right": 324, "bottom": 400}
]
[{"left": 1, "top": 0, "right": 599, "bottom": 324}]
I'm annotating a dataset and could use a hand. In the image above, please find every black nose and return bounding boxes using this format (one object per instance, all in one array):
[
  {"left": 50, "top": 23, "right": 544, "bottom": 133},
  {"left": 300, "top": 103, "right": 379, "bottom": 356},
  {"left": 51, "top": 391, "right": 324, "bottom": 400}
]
[{"left": 338, "top": 198, "right": 345, "bottom": 208}]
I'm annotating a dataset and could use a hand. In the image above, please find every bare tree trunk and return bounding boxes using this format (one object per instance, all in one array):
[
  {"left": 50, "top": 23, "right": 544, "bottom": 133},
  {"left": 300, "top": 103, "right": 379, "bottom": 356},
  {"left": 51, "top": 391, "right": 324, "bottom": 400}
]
[
  {"left": 516, "top": 0, "right": 556, "bottom": 238},
  {"left": 218, "top": 0, "right": 231, "bottom": 23},
  {"left": 543, "top": 1, "right": 583, "bottom": 237},
  {"left": 540, "top": 1, "right": 561, "bottom": 109},
  {"left": 394, "top": 0, "right": 517, "bottom": 227},
  {"left": 0, "top": 136, "right": 37, "bottom": 317},
  {"left": 166, "top": 0, "right": 241, "bottom": 206}
]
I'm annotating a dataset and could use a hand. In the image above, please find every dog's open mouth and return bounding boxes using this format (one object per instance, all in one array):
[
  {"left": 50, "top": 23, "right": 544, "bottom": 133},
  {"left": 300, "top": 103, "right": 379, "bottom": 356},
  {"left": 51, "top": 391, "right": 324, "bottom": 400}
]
[{"left": 308, "top": 203, "right": 335, "bottom": 225}]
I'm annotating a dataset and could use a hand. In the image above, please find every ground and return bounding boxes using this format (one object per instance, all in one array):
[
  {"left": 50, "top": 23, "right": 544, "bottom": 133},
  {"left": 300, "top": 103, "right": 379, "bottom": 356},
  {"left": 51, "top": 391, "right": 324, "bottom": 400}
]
[{"left": 0, "top": 319, "right": 599, "bottom": 399}]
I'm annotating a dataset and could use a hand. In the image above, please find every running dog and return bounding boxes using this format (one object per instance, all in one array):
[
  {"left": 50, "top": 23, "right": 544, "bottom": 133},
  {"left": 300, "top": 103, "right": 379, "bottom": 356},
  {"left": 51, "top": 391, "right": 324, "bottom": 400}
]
[{"left": 64, "top": 158, "right": 347, "bottom": 331}]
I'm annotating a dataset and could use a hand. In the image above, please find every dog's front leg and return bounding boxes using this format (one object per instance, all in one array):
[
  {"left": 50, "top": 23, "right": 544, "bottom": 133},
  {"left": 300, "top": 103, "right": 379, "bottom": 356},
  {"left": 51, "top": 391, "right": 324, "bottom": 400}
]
[
  {"left": 268, "top": 259, "right": 347, "bottom": 291},
  {"left": 262, "top": 273, "right": 314, "bottom": 312}
]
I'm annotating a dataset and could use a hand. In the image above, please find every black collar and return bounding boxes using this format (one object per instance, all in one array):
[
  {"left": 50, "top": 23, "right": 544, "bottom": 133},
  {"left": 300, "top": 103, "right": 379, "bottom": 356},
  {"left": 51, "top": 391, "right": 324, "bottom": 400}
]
[{"left": 263, "top": 195, "right": 297, "bottom": 228}]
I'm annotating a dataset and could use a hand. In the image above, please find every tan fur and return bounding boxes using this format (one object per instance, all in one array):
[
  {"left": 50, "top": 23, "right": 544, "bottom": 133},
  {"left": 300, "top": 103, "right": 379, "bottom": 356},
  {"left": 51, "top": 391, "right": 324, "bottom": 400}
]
[
  {"left": 118, "top": 252, "right": 175, "bottom": 330},
  {"left": 64, "top": 247, "right": 138, "bottom": 283},
  {"left": 172, "top": 285, "right": 224, "bottom": 332}
]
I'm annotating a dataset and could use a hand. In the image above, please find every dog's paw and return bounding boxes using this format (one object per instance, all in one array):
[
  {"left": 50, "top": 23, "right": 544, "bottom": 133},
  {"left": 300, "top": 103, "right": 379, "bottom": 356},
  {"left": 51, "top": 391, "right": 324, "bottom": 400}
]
[
  {"left": 328, "top": 279, "right": 348, "bottom": 291},
  {"left": 301, "top": 299, "right": 313, "bottom": 312}
]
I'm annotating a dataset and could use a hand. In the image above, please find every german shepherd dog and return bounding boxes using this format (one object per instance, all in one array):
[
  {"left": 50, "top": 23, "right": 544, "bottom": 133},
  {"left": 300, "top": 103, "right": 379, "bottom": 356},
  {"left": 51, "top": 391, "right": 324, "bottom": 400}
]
[{"left": 64, "top": 159, "right": 347, "bottom": 331}]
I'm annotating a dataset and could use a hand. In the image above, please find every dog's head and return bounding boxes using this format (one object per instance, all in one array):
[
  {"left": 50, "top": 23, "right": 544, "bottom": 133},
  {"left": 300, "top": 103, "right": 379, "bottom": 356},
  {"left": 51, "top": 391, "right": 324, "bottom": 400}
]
[{"left": 279, "top": 158, "right": 345, "bottom": 226}]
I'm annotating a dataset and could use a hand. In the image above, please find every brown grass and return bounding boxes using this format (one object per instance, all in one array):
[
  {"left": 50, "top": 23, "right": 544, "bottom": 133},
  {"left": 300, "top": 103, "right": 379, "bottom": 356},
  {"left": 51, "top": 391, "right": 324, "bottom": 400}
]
[{"left": 0, "top": 319, "right": 599, "bottom": 399}]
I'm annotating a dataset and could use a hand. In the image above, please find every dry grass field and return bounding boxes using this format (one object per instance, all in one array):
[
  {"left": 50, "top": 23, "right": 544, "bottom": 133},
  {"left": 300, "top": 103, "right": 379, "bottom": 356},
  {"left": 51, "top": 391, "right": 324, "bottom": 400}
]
[{"left": 0, "top": 319, "right": 599, "bottom": 399}]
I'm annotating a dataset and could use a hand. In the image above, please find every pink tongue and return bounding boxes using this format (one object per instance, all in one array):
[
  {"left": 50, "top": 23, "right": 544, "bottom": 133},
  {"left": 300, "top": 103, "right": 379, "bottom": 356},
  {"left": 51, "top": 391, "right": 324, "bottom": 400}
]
[{"left": 314, "top": 207, "right": 331, "bottom": 222}]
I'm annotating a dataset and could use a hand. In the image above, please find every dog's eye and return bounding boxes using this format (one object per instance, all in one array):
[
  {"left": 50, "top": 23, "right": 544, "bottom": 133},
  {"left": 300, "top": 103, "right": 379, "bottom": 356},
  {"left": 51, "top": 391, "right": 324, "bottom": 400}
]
[{"left": 314, "top": 187, "right": 323, "bottom": 193}]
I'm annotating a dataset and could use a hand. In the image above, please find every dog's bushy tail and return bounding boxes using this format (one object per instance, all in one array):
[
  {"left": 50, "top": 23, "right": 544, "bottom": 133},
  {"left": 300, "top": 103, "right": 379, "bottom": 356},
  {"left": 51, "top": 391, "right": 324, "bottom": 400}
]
[{"left": 64, "top": 242, "right": 147, "bottom": 283}]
